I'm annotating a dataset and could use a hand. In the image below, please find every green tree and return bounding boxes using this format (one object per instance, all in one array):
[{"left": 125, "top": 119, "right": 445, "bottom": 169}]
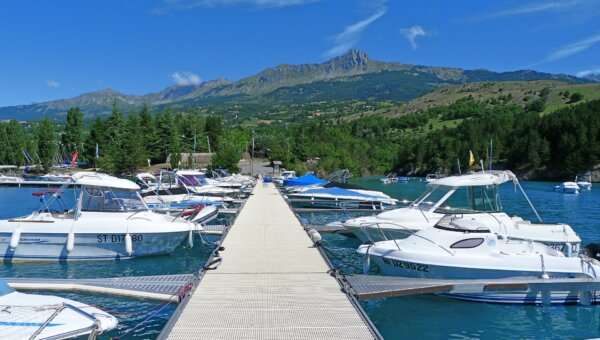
[
  {"left": 114, "top": 113, "right": 145, "bottom": 173},
  {"left": 138, "top": 104, "right": 160, "bottom": 162},
  {"left": 36, "top": 118, "right": 57, "bottom": 172},
  {"left": 62, "top": 107, "right": 83, "bottom": 156},
  {"left": 204, "top": 116, "right": 223, "bottom": 151},
  {"left": 0, "top": 120, "right": 25, "bottom": 165}
]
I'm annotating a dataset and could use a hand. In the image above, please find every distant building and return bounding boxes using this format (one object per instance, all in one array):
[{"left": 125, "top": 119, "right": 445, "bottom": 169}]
[{"left": 166, "top": 153, "right": 213, "bottom": 168}]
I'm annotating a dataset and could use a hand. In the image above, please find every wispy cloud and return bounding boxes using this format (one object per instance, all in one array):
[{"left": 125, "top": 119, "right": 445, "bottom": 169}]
[
  {"left": 465, "top": 0, "right": 586, "bottom": 21},
  {"left": 45, "top": 80, "right": 60, "bottom": 88},
  {"left": 399, "top": 26, "right": 431, "bottom": 50},
  {"left": 576, "top": 67, "right": 600, "bottom": 77},
  {"left": 543, "top": 33, "right": 600, "bottom": 63},
  {"left": 171, "top": 71, "right": 201, "bottom": 86},
  {"left": 323, "top": 1, "right": 387, "bottom": 58},
  {"left": 159, "top": 0, "right": 319, "bottom": 11}
]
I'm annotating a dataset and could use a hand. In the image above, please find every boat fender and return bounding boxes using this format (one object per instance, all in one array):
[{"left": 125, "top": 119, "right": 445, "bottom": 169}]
[
  {"left": 363, "top": 245, "right": 372, "bottom": 275},
  {"left": 125, "top": 233, "right": 133, "bottom": 256},
  {"left": 10, "top": 228, "right": 21, "bottom": 249},
  {"left": 307, "top": 228, "right": 321, "bottom": 246},
  {"left": 66, "top": 231, "right": 75, "bottom": 252},
  {"left": 188, "top": 229, "right": 194, "bottom": 248},
  {"left": 585, "top": 243, "right": 600, "bottom": 261}
]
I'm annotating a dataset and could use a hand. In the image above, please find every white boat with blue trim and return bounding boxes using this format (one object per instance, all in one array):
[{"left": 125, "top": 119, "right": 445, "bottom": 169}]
[
  {"left": 0, "top": 277, "right": 118, "bottom": 338},
  {"left": 357, "top": 216, "right": 600, "bottom": 304},
  {"left": 0, "top": 172, "right": 200, "bottom": 261},
  {"left": 342, "top": 171, "right": 581, "bottom": 255}
]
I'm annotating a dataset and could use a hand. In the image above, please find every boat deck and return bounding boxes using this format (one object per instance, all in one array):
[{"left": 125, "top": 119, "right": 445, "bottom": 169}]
[{"left": 161, "top": 182, "right": 377, "bottom": 339}]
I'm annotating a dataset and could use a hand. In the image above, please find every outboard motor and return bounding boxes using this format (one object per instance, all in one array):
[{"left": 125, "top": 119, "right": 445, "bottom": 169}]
[{"left": 584, "top": 243, "right": 600, "bottom": 261}]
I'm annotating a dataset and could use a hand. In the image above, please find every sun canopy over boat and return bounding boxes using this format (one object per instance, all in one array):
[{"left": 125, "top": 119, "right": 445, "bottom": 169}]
[
  {"left": 283, "top": 173, "right": 326, "bottom": 187},
  {"left": 300, "top": 187, "right": 389, "bottom": 200},
  {"left": 430, "top": 170, "right": 517, "bottom": 187},
  {"left": 70, "top": 172, "right": 140, "bottom": 190}
]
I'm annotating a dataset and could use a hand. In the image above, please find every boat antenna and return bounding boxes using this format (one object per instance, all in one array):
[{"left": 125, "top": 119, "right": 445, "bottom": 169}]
[
  {"left": 480, "top": 160, "right": 485, "bottom": 174},
  {"left": 489, "top": 138, "right": 493, "bottom": 170},
  {"left": 457, "top": 158, "right": 462, "bottom": 175}
]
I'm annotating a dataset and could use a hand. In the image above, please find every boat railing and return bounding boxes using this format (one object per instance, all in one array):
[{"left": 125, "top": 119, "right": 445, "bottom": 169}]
[
  {"left": 359, "top": 220, "right": 455, "bottom": 256},
  {"left": 29, "top": 303, "right": 101, "bottom": 340}
]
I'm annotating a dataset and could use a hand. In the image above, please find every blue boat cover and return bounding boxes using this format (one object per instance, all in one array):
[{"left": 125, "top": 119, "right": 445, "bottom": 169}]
[
  {"left": 300, "top": 187, "right": 384, "bottom": 199},
  {"left": 283, "top": 173, "right": 326, "bottom": 186}
]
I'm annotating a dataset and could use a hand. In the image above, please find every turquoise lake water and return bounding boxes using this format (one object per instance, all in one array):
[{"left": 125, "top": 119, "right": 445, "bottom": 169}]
[{"left": 1, "top": 178, "right": 599, "bottom": 338}]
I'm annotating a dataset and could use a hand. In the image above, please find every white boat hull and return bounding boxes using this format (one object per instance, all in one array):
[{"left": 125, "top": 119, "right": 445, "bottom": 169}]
[{"left": 0, "top": 231, "right": 188, "bottom": 261}]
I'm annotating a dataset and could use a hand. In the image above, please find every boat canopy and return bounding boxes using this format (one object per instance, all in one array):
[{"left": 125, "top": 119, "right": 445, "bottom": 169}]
[
  {"left": 71, "top": 172, "right": 140, "bottom": 190},
  {"left": 431, "top": 170, "right": 517, "bottom": 187},
  {"left": 283, "top": 173, "right": 326, "bottom": 187},
  {"left": 301, "top": 187, "right": 386, "bottom": 199}
]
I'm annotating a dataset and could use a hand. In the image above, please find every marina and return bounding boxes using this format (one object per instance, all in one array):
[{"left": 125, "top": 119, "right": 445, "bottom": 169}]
[{"left": 0, "top": 177, "right": 598, "bottom": 338}]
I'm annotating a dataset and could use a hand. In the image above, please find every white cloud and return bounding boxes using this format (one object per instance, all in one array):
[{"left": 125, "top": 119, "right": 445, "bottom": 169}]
[
  {"left": 162, "top": 0, "right": 319, "bottom": 10},
  {"left": 544, "top": 33, "right": 600, "bottom": 62},
  {"left": 466, "top": 0, "right": 586, "bottom": 21},
  {"left": 171, "top": 71, "right": 202, "bottom": 86},
  {"left": 577, "top": 68, "right": 600, "bottom": 77},
  {"left": 323, "top": 1, "right": 387, "bottom": 58},
  {"left": 45, "top": 80, "right": 60, "bottom": 88},
  {"left": 400, "top": 26, "right": 430, "bottom": 50}
]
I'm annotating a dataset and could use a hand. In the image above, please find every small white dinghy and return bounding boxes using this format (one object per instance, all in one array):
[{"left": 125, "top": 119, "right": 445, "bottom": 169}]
[
  {"left": 0, "top": 278, "right": 117, "bottom": 339},
  {"left": 554, "top": 182, "right": 580, "bottom": 194},
  {"left": 358, "top": 216, "right": 600, "bottom": 304}
]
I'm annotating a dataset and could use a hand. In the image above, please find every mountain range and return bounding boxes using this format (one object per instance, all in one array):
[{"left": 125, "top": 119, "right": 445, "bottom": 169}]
[{"left": 0, "top": 50, "right": 594, "bottom": 121}]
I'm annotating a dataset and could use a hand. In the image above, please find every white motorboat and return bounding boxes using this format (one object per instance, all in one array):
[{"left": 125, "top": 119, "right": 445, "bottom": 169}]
[
  {"left": 425, "top": 173, "right": 439, "bottom": 182},
  {"left": 554, "top": 182, "right": 580, "bottom": 194},
  {"left": 137, "top": 172, "right": 233, "bottom": 206},
  {"left": 342, "top": 171, "right": 581, "bottom": 255},
  {"left": 575, "top": 174, "right": 592, "bottom": 190},
  {"left": 273, "top": 170, "right": 296, "bottom": 186},
  {"left": 176, "top": 170, "right": 239, "bottom": 196},
  {"left": 0, "top": 165, "right": 23, "bottom": 182},
  {"left": 0, "top": 277, "right": 118, "bottom": 338},
  {"left": 381, "top": 173, "right": 399, "bottom": 184},
  {"left": 287, "top": 182, "right": 398, "bottom": 210},
  {"left": 0, "top": 172, "right": 200, "bottom": 261},
  {"left": 358, "top": 216, "right": 600, "bottom": 304}
]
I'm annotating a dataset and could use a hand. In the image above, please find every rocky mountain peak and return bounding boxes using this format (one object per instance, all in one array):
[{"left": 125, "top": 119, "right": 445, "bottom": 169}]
[{"left": 327, "top": 49, "right": 370, "bottom": 70}]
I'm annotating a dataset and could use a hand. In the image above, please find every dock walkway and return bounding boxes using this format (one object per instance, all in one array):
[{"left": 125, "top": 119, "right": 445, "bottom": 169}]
[{"left": 162, "top": 182, "right": 376, "bottom": 339}]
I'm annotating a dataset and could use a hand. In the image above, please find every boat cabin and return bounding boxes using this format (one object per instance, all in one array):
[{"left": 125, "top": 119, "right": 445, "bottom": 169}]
[{"left": 411, "top": 172, "right": 511, "bottom": 214}]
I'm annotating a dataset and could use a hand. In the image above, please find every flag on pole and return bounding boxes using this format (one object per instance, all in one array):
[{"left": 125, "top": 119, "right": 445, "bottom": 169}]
[
  {"left": 71, "top": 150, "right": 79, "bottom": 165},
  {"left": 95, "top": 143, "right": 99, "bottom": 159},
  {"left": 469, "top": 150, "right": 475, "bottom": 166}
]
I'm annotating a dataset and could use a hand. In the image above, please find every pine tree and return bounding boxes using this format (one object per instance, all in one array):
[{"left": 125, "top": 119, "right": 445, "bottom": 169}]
[
  {"left": 63, "top": 107, "right": 83, "bottom": 155},
  {"left": 36, "top": 118, "right": 57, "bottom": 172}
]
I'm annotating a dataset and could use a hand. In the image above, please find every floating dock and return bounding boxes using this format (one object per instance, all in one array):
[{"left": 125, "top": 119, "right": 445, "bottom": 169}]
[
  {"left": 6, "top": 274, "right": 195, "bottom": 302},
  {"left": 160, "top": 182, "right": 379, "bottom": 339},
  {"left": 341, "top": 274, "right": 600, "bottom": 305}
]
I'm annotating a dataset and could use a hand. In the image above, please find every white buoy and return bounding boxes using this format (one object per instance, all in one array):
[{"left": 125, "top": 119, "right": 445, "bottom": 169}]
[
  {"left": 66, "top": 231, "right": 75, "bottom": 252},
  {"left": 10, "top": 228, "right": 21, "bottom": 249},
  {"left": 125, "top": 233, "right": 133, "bottom": 256},
  {"left": 188, "top": 230, "right": 194, "bottom": 248}
]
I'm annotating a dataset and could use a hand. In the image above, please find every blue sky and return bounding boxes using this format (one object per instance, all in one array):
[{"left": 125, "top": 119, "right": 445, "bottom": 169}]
[{"left": 0, "top": 0, "right": 599, "bottom": 107}]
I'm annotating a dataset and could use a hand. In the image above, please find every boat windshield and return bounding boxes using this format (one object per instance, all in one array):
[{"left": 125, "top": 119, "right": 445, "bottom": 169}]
[
  {"left": 413, "top": 184, "right": 501, "bottom": 213},
  {"left": 179, "top": 174, "right": 208, "bottom": 186},
  {"left": 0, "top": 279, "right": 14, "bottom": 297},
  {"left": 81, "top": 186, "right": 147, "bottom": 212}
]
